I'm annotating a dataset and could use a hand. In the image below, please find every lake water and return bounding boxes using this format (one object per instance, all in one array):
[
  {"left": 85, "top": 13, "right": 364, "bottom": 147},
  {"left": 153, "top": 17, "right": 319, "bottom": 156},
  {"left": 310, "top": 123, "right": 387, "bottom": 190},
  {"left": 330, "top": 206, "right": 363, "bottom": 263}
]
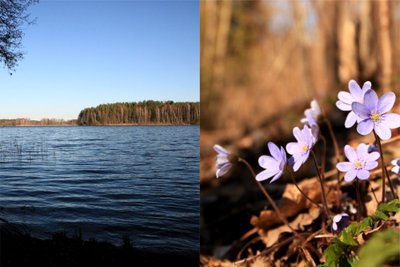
[{"left": 0, "top": 126, "right": 199, "bottom": 255}]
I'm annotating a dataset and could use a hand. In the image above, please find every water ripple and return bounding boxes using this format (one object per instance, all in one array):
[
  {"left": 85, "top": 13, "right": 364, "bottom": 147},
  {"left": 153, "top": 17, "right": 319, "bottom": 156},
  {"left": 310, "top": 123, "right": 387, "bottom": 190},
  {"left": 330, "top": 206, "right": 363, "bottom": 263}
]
[{"left": 0, "top": 125, "right": 199, "bottom": 254}]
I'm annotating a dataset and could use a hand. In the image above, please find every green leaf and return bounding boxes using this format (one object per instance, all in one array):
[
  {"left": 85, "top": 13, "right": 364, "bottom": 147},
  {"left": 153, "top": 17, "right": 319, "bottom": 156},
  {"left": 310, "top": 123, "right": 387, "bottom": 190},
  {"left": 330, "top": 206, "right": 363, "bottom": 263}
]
[
  {"left": 324, "top": 239, "right": 344, "bottom": 267},
  {"left": 338, "top": 222, "right": 369, "bottom": 246},
  {"left": 356, "top": 230, "right": 400, "bottom": 267},
  {"left": 377, "top": 199, "right": 400, "bottom": 213},
  {"left": 371, "top": 210, "right": 388, "bottom": 221}
]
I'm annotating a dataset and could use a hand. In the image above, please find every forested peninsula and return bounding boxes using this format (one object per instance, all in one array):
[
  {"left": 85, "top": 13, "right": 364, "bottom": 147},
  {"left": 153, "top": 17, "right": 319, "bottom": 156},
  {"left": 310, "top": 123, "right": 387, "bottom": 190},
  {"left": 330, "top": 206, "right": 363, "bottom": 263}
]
[{"left": 77, "top": 101, "right": 200, "bottom": 126}]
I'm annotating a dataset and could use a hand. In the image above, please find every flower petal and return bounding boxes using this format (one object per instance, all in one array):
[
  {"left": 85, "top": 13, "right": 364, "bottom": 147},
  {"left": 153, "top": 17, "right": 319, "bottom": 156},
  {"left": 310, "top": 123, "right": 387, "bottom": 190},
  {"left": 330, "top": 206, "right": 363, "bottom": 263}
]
[
  {"left": 338, "top": 91, "right": 355, "bottom": 105},
  {"left": 348, "top": 80, "right": 362, "bottom": 100},
  {"left": 392, "top": 165, "right": 400, "bottom": 174},
  {"left": 337, "top": 162, "right": 353, "bottom": 172},
  {"left": 365, "top": 151, "right": 380, "bottom": 162},
  {"left": 269, "top": 170, "right": 284, "bottom": 183},
  {"left": 381, "top": 113, "right": 400, "bottom": 129},
  {"left": 258, "top": 155, "right": 278, "bottom": 169},
  {"left": 310, "top": 99, "right": 321, "bottom": 115},
  {"left": 293, "top": 127, "right": 303, "bottom": 142},
  {"left": 213, "top": 144, "right": 229, "bottom": 156},
  {"left": 357, "top": 119, "right": 374, "bottom": 135},
  {"left": 365, "top": 161, "right": 378, "bottom": 170},
  {"left": 344, "top": 168, "right": 357, "bottom": 182},
  {"left": 302, "top": 125, "right": 314, "bottom": 147},
  {"left": 216, "top": 155, "right": 229, "bottom": 165},
  {"left": 352, "top": 102, "right": 370, "bottom": 119},
  {"left": 293, "top": 159, "right": 303, "bottom": 172},
  {"left": 344, "top": 111, "right": 359, "bottom": 128},
  {"left": 378, "top": 92, "right": 395, "bottom": 114},
  {"left": 268, "top": 142, "right": 281, "bottom": 161},
  {"left": 374, "top": 123, "right": 391, "bottom": 140},
  {"left": 344, "top": 145, "right": 357, "bottom": 161},
  {"left": 361, "top": 81, "right": 372, "bottom": 92},
  {"left": 216, "top": 163, "right": 232, "bottom": 178},
  {"left": 256, "top": 168, "right": 279, "bottom": 182},
  {"left": 280, "top": 146, "right": 287, "bottom": 164},
  {"left": 286, "top": 142, "right": 299, "bottom": 155},
  {"left": 357, "top": 169, "right": 370, "bottom": 180},
  {"left": 363, "top": 89, "right": 378, "bottom": 111},
  {"left": 336, "top": 100, "right": 351, "bottom": 111},
  {"left": 391, "top": 159, "right": 400, "bottom": 166},
  {"left": 356, "top": 143, "right": 369, "bottom": 157}
]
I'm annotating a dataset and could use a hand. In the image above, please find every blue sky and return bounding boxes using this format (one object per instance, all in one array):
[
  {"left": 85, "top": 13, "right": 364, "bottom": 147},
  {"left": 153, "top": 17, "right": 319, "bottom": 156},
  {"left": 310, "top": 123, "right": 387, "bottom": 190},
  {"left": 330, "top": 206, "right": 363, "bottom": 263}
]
[{"left": 0, "top": 0, "right": 199, "bottom": 120}]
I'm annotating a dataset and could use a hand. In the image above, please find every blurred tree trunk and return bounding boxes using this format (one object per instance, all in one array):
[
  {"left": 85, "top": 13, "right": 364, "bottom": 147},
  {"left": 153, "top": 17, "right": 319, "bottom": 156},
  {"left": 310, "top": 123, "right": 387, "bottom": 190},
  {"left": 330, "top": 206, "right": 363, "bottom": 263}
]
[
  {"left": 374, "top": 0, "right": 392, "bottom": 92},
  {"left": 311, "top": 0, "right": 339, "bottom": 92},
  {"left": 336, "top": 0, "right": 358, "bottom": 84},
  {"left": 213, "top": 0, "right": 232, "bottom": 91},
  {"left": 200, "top": 0, "right": 232, "bottom": 130},
  {"left": 359, "top": 0, "right": 376, "bottom": 81}
]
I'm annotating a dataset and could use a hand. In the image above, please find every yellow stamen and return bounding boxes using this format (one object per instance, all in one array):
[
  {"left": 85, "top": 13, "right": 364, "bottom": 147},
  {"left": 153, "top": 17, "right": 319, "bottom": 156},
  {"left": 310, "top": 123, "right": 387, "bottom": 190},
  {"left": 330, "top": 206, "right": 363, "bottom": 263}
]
[
  {"left": 301, "top": 144, "right": 308, "bottom": 153},
  {"left": 354, "top": 160, "right": 363, "bottom": 169},
  {"left": 371, "top": 113, "right": 380, "bottom": 122}
]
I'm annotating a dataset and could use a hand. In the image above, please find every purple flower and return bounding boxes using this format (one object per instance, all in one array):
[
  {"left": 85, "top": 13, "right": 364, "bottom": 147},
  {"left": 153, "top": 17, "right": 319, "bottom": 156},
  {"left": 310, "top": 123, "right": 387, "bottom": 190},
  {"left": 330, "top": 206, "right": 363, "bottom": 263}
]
[
  {"left": 213, "top": 144, "right": 233, "bottom": 178},
  {"left": 301, "top": 99, "right": 321, "bottom": 128},
  {"left": 286, "top": 125, "right": 315, "bottom": 172},
  {"left": 300, "top": 99, "right": 320, "bottom": 141},
  {"left": 352, "top": 90, "right": 400, "bottom": 140},
  {"left": 336, "top": 143, "right": 380, "bottom": 182},
  {"left": 391, "top": 158, "right": 400, "bottom": 174},
  {"left": 256, "top": 142, "right": 287, "bottom": 183},
  {"left": 336, "top": 80, "right": 371, "bottom": 128},
  {"left": 367, "top": 144, "right": 379, "bottom": 153},
  {"left": 332, "top": 213, "right": 350, "bottom": 234}
]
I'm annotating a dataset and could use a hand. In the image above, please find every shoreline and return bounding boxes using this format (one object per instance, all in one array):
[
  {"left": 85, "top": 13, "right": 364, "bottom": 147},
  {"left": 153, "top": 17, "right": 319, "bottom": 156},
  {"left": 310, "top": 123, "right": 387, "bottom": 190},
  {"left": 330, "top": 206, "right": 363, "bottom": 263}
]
[
  {"left": 0, "top": 219, "right": 198, "bottom": 266},
  {"left": 0, "top": 123, "right": 199, "bottom": 127}
]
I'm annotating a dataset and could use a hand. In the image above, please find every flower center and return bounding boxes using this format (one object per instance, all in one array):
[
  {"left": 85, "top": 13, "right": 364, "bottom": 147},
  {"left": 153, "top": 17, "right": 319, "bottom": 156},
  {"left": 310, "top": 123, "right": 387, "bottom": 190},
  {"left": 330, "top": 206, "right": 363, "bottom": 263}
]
[
  {"left": 370, "top": 113, "right": 380, "bottom": 122},
  {"left": 354, "top": 160, "right": 363, "bottom": 169},
  {"left": 301, "top": 144, "right": 309, "bottom": 153}
]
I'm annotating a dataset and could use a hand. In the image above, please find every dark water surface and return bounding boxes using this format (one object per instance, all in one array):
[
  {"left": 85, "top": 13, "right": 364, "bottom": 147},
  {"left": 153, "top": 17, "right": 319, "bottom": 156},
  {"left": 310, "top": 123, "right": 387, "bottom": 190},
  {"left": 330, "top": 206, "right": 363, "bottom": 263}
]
[{"left": 0, "top": 126, "right": 199, "bottom": 254}]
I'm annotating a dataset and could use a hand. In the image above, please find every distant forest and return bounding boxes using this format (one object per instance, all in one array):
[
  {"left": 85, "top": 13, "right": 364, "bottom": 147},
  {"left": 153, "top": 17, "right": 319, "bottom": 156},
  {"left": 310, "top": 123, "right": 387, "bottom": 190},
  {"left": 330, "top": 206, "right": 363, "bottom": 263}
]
[
  {"left": 0, "top": 118, "right": 77, "bottom": 126},
  {"left": 77, "top": 101, "right": 200, "bottom": 125}
]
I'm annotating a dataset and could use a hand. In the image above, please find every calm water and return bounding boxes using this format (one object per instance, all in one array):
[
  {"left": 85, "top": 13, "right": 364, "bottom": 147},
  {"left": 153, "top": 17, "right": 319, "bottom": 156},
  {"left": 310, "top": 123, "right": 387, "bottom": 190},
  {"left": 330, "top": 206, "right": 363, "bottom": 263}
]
[{"left": 0, "top": 126, "right": 199, "bottom": 254}]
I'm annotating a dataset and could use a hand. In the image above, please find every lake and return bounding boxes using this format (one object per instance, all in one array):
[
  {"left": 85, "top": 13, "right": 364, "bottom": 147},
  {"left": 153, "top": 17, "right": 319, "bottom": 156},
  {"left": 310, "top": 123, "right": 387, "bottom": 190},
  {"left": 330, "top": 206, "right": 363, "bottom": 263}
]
[{"left": 0, "top": 126, "right": 199, "bottom": 255}]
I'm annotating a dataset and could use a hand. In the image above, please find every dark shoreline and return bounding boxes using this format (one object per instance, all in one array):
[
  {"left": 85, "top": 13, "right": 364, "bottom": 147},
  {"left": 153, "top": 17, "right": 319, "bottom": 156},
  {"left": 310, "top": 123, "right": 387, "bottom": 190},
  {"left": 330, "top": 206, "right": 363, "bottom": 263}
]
[
  {"left": 0, "top": 124, "right": 199, "bottom": 127},
  {"left": 0, "top": 220, "right": 198, "bottom": 267}
]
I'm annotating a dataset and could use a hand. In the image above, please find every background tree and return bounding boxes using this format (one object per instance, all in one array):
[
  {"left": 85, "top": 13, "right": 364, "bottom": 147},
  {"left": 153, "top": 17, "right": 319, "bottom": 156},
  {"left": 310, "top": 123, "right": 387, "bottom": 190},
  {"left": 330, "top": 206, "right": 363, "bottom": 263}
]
[{"left": 0, "top": 0, "right": 38, "bottom": 72}]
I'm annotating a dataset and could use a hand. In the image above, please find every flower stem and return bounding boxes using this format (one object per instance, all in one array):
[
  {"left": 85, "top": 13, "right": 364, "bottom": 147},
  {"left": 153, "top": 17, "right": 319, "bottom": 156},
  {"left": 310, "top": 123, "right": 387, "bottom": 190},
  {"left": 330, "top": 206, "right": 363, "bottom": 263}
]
[
  {"left": 323, "top": 118, "right": 340, "bottom": 164},
  {"left": 238, "top": 158, "right": 306, "bottom": 242},
  {"left": 323, "top": 119, "right": 342, "bottom": 208},
  {"left": 355, "top": 179, "right": 363, "bottom": 221},
  {"left": 311, "top": 151, "right": 330, "bottom": 218},
  {"left": 373, "top": 131, "right": 397, "bottom": 202},
  {"left": 319, "top": 134, "right": 340, "bottom": 209},
  {"left": 287, "top": 167, "right": 323, "bottom": 210}
]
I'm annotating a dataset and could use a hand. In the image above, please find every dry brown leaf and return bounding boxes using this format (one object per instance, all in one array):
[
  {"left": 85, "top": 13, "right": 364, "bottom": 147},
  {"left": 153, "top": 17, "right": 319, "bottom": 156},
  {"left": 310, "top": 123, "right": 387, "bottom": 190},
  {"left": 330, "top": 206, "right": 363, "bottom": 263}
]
[
  {"left": 200, "top": 255, "right": 235, "bottom": 267},
  {"left": 365, "top": 180, "right": 380, "bottom": 216},
  {"left": 251, "top": 178, "right": 338, "bottom": 230},
  {"left": 260, "top": 207, "right": 321, "bottom": 247},
  {"left": 250, "top": 256, "right": 270, "bottom": 267}
]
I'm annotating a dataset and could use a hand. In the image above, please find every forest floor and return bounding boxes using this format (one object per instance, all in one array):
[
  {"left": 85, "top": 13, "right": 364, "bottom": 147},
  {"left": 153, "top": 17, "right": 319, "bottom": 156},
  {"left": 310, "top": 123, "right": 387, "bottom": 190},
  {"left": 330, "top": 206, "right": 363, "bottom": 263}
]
[{"left": 200, "top": 107, "right": 400, "bottom": 266}]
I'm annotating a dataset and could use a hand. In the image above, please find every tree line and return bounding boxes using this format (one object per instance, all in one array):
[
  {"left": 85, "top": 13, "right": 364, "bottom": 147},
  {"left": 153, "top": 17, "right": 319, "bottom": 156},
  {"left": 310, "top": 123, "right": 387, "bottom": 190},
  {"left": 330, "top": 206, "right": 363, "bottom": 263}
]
[
  {"left": 77, "top": 101, "right": 200, "bottom": 126},
  {"left": 0, "top": 118, "right": 77, "bottom": 126}
]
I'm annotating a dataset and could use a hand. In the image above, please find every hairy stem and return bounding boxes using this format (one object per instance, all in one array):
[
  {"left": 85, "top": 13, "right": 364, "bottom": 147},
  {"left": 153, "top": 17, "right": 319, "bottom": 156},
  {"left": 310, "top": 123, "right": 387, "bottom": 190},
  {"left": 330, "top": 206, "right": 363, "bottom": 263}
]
[
  {"left": 355, "top": 179, "right": 362, "bottom": 221},
  {"left": 323, "top": 119, "right": 342, "bottom": 208},
  {"left": 287, "top": 167, "right": 323, "bottom": 209},
  {"left": 238, "top": 158, "right": 306, "bottom": 242},
  {"left": 311, "top": 151, "right": 330, "bottom": 218},
  {"left": 373, "top": 131, "right": 397, "bottom": 202}
]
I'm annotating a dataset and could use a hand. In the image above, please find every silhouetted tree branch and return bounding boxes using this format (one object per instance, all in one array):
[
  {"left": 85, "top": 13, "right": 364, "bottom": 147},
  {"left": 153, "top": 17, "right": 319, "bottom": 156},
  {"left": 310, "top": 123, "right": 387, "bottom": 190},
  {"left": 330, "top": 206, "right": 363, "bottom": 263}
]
[{"left": 0, "top": 0, "right": 37, "bottom": 72}]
